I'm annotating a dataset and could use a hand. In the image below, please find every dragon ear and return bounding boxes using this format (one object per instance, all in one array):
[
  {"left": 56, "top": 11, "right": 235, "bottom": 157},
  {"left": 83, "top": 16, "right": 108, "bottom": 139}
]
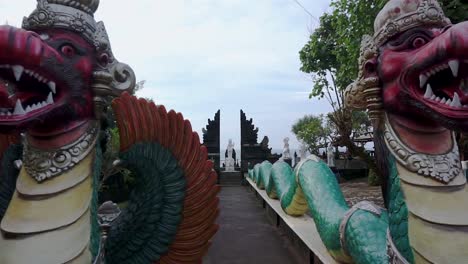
[
  {"left": 92, "top": 60, "right": 136, "bottom": 119},
  {"left": 345, "top": 35, "right": 383, "bottom": 125}
]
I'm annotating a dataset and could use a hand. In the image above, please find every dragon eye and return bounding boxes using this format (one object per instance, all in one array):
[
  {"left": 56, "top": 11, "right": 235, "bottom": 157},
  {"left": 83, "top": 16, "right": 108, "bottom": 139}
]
[
  {"left": 61, "top": 44, "right": 76, "bottom": 57},
  {"left": 412, "top": 37, "right": 427, "bottom": 49}
]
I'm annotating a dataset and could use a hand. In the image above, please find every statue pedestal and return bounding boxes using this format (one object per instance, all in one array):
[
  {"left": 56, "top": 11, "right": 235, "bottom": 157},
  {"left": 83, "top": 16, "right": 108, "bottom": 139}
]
[{"left": 225, "top": 157, "right": 236, "bottom": 172}]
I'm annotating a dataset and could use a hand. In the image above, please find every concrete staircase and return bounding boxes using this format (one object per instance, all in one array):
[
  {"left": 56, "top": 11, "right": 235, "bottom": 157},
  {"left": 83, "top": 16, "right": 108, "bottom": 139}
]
[{"left": 218, "top": 171, "right": 243, "bottom": 186}]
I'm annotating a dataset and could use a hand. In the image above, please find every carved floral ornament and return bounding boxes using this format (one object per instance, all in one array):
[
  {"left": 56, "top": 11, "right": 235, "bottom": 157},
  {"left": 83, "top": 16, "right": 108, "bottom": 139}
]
[
  {"left": 344, "top": 0, "right": 451, "bottom": 123},
  {"left": 23, "top": 123, "right": 99, "bottom": 182},
  {"left": 383, "top": 115, "right": 461, "bottom": 183}
]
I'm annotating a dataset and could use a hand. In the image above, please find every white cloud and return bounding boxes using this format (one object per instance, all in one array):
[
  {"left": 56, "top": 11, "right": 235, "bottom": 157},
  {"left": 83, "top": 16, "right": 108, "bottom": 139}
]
[{"left": 0, "top": 0, "right": 333, "bottom": 150}]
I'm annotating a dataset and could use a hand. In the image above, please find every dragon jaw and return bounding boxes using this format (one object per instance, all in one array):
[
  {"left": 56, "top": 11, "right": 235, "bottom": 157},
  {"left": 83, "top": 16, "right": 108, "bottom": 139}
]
[
  {"left": 379, "top": 22, "right": 468, "bottom": 133},
  {"left": 0, "top": 26, "right": 95, "bottom": 133}
]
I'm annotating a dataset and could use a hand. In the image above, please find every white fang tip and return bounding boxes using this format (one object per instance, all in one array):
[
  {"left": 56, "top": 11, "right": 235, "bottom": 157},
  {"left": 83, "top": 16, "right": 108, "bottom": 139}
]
[
  {"left": 13, "top": 99, "right": 25, "bottom": 115},
  {"left": 419, "top": 74, "right": 428, "bottom": 88},
  {"left": 424, "top": 84, "right": 434, "bottom": 98},
  {"left": 451, "top": 92, "right": 462, "bottom": 107},
  {"left": 46, "top": 92, "right": 53, "bottom": 104},
  {"left": 48, "top": 81, "right": 56, "bottom": 94},
  {"left": 448, "top": 60, "right": 460, "bottom": 77},
  {"left": 12, "top": 65, "right": 24, "bottom": 81}
]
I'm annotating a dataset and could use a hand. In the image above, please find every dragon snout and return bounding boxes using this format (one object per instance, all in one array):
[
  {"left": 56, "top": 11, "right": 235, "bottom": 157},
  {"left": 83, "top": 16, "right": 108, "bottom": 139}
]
[
  {"left": 442, "top": 21, "right": 468, "bottom": 57},
  {"left": 0, "top": 25, "right": 58, "bottom": 66}
]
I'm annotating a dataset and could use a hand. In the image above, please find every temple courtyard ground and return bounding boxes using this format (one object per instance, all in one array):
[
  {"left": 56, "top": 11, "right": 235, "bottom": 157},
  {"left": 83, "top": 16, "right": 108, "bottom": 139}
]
[{"left": 340, "top": 178, "right": 385, "bottom": 207}]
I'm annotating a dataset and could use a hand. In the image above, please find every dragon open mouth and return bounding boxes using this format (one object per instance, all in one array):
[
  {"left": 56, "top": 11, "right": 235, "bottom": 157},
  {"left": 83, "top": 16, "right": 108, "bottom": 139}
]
[
  {"left": 0, "top": 64, "right": 61, "bottom": 124},
  {"left": 417, "top": 59, "right": 468, "bottom": 110}
]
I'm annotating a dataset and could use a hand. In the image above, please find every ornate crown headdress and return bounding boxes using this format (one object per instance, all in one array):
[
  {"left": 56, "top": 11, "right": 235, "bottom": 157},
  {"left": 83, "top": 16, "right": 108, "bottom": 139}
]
[
  {"left": 22, "top": 0, "right": 107, "bottom": 51},
  {"left": 373, "top": 0, "right": 451, "bottom": 47},
  {"left": 22, "top": 0, "right": 136, "bottom": 117},
  {"left": 345, "top": 0, "right": 452, "bottom": 124}
]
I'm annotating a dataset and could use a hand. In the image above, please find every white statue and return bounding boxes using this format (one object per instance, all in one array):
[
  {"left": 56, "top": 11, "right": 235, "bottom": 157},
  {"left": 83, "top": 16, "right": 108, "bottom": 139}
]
[
  {"left": 327, "top": 143, "right": 335, "bottom": 168},
  {"left": 299, "top": 143, "right": 307, "bottom": 160},
  {"left": 225, "top": 139, "right": 236, "bottom": 172},
  {"left": 282, "top": 137, "right": 291, "bottom": 160}
]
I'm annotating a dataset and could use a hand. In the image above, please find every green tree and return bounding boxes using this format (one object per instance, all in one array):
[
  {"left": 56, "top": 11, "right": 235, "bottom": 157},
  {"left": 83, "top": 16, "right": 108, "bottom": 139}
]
[
  {"left": 299, "top": 0, "right": 386, "bottom": 185},
  {"left": 292, "top": 114, "right": 330, "bottom": 155},
  {"left": 440, "top": 0, "right": 468, "bottom": 24}
]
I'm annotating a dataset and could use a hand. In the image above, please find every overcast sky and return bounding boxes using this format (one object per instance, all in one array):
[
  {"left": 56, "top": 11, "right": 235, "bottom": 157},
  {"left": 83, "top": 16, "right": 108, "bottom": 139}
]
[{"left": 0, "top": 0, "right": 333, "bottom": 152}]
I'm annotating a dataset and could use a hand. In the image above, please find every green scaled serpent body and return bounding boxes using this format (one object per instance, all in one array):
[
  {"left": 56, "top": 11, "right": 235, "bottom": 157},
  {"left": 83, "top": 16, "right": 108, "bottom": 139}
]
[{"left": 249, "top": 158, "right": 388, "bottom": 264}]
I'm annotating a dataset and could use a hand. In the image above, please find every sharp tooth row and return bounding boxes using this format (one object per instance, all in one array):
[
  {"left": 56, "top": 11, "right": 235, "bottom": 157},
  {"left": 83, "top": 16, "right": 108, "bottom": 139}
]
[
  {"left": 419, "top": 59, "right": 467, "bottom": 108},
  {"left": 419, "top": 59, "right": 462, "bottom": 88},
  {"left": 0, "top": 64, "right": 56, "bottom": 94},
  {"left": 0, "top": 93, "right": 54, "bottom": 116},
  {"left": 424, "top": 88, "right": 464, "bottom": 108}
]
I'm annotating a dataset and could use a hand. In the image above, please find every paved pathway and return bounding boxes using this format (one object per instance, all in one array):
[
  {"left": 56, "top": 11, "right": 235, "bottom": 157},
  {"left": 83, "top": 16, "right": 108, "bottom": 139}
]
[{"left": 204, "top": 186, "right": 301, "bottom": 264}]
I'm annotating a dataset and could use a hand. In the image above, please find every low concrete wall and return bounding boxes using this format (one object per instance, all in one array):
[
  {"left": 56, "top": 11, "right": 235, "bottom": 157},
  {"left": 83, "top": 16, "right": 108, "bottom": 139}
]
[{"left": 246, "top": 176, "right": 337, "bottom": 264}]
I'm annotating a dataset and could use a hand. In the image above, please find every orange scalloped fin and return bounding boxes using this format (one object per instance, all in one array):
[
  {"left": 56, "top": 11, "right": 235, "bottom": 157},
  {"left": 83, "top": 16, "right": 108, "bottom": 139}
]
[{"left": 112, "top": 92, "right": 220, "bottom": 264}]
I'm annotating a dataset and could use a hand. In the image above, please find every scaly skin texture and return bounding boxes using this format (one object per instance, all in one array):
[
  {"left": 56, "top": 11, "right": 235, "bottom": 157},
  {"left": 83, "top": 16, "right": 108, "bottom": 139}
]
[
  {"left": 249, "top": 159, "right": 388, "bottom": 264},
  {"left": 386, "top": 155, "right": 414, "bottom": 263}
]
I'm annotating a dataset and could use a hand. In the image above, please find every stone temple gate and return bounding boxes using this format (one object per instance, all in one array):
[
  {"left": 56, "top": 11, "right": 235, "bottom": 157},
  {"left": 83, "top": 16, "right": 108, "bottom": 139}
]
[{"left": 202, "top": 110, "right": 280, "bottom": 180}]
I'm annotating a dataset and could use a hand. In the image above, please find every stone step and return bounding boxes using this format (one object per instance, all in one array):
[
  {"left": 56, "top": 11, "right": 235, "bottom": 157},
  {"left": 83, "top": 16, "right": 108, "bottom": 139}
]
[{"left": 219, "top": 171, "right": 243, "bottom": 186}]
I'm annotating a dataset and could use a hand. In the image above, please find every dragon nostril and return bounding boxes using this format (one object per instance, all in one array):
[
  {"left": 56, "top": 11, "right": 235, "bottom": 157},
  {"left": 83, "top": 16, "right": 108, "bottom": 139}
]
[{"left": 98, "top": 53, "right": 110, "bottom": 67}]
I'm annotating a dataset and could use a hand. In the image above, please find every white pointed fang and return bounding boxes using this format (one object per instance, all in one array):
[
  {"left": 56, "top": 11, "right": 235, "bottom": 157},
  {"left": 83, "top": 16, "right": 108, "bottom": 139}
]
[
  {"left": 451, "top": 92, "right": 462, "bottom": 107},
  {"left": 420, "top": 74, "right": 428, "bottom": 88},
  {"left": 430, "top": 94, "right": 436, "bottom": 100},
  {"left": 25, "top": 106, "right": 31, "bottom": 113},
  {"left": 446, "top": 99, "right": 452, "bottom": 105},
  {"left": 424, "top": 84, "right": 434, "bottom": 98},
  {"left": 448, "top": 60, "right": 460, "bottom": 77},
  {"left": 441, "top": 98, "right": 447, "bottom": 104},
  {"left": 14, "top": 99, "right": 25, "bottom": 115},
  {"left": 46, "top": 92, "right": 53, "bottom": 104},
  {"left": 12, "top": 65, "right": 24, "bottom": 81},
  {"left": 436, "top": 97, "right": 441, "bottom": 102},
  {"left": 48, "top": 81, "right": 56, "bottom": 94}
]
